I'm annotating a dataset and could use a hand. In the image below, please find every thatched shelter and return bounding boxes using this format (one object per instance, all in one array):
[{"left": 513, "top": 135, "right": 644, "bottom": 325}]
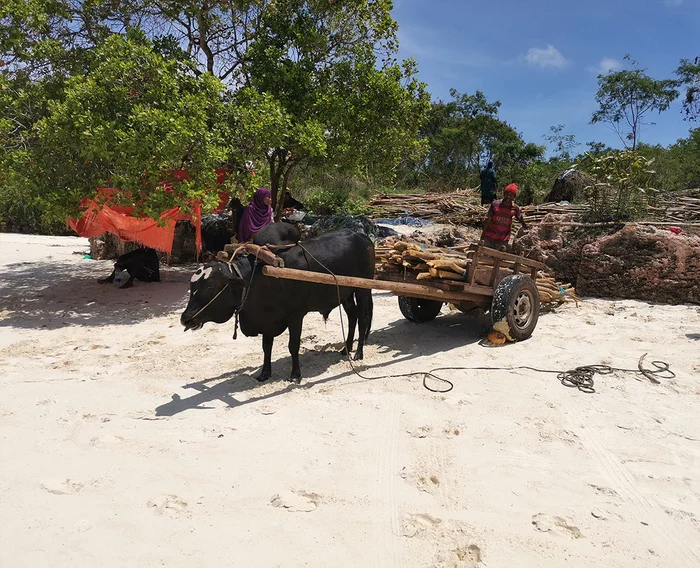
[{"left": 544, "top": 169, "right": 595, "bottom": 203}]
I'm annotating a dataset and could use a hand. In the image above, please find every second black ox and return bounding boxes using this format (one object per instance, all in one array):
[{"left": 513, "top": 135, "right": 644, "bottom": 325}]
[{"left": 180, "top": 229, "right": 374, "bottom": 383}]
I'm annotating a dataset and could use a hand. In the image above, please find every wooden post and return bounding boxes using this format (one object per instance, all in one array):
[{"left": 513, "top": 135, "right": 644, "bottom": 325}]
[
  {"left": 468, "top": 247, "right": 481, "bottom": 286},
  {"left": 489, "top": 258, "right": 501, "bottom": 287}
]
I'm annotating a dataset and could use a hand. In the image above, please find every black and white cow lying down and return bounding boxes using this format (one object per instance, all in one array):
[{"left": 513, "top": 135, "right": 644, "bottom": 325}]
[
  {"left": 180, "top": 227, "right": 374, "bottom": 383},
  {"left": 98, "top": 247, "right": 160, "bottom": 288}
]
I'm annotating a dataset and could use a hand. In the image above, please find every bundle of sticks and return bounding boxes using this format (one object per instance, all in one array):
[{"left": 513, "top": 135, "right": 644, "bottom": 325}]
[
  {"left": 521, "top": 202, "right": 590, "bottom": 224},
  {"left": 368, "top": 192, "right": 486, "bottom": 224},
  {"left": 651, "top": 195, "right": 700, "bottom": 223},
  {"left": 376, "top": 240, "right": 470, "bottom": 280},
  {"left": 377, "top": 239, "right": 579, "bottom": 307},
  {"left": 534, "top": 273, "right": 581, "bottom": 305}
]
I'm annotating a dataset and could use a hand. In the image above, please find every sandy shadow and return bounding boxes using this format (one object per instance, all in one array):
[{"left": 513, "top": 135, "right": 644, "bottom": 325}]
[
  {"left": 0, "top": 260, "right": 195, "bottom": 329},
  {"left": 156, "top": 308, "right": 489, "bottom": 416},
  {"left": 687, "top": 333, "right": 700, "bottom": 341}
]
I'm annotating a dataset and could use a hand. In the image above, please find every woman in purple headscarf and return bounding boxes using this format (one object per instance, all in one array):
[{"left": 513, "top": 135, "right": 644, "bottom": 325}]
[{"left": 237, "top": 188, "right": 273, "bottom": 242}]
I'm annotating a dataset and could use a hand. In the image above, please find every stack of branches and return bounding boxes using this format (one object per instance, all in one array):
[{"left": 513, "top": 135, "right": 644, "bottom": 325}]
[
  {"left": 521, "top": 203, "right": 590, "bottom": 225},
  {"left": 368, "top": 192, "right": 486, "bottom": 225},
  {"left": 649, "top": 194, "right": 700, "bottom": 223},
  {"left": 376, "top": 238, "right": 580, "bottom": 308},
  {"left": 369, "top": 191, "right": 594, "bottom": 228}
]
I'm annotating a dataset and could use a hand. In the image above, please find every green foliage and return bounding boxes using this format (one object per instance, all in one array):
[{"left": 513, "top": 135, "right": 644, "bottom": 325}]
[
  {"left": 575, "top": 149, "right": 657, "bottom": 219},
  {"left": 591, "top": 55, "right": 680, "bottom": 150},
  {"left": 637, "top": 129, "right": 700, "bottom": 191},
  {"left": 2, "top": 32, "right": 238, "bottom": 222},
  {"left": 585, "top": 141, "right": 610, "bottom": 156},
  {"left": 303, "top": 187, "right": 369, "bottom": 216},
  {"left": 229, "top": 0, "right": 427, "bottom": 212},
  {"left": 676, "top": 56, "right": 700, "bottom": 122},
  {"left": 510, "top": 159, "right": 564, "bottom": 205},
  {"left": 407, "top": 89, "right": 545, "bottom": 191},
  {"left": 544, "top": 124, "right": 579, "bottom": 161},
  {"left": 1, "top": 0, "right": 426, "bottom": 229}
]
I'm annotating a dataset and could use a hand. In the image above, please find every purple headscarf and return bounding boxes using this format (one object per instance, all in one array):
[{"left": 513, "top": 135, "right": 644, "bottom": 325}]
[{"left": 237, "top": 188, "right": 272, "bottom": 242}]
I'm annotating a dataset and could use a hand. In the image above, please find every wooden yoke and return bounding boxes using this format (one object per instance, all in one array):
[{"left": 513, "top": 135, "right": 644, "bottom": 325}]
[{"left": 220, "top": 243, "right": 285, "bottom": 267}]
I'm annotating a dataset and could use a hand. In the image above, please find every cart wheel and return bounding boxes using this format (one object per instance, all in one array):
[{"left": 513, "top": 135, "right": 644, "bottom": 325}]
[
  {"left": 490, "top": 275, "right": 540, "bottom": 340},
  {"left": 398, "top": 296, "right": 443, "bottom": 323}
]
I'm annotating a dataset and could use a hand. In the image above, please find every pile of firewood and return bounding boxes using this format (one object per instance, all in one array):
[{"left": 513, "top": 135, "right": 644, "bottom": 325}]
[
  {"left": 521, "top": 202, "right": 590, "bottom": 224},
  {"left": 651, "top": 195, "right": 700, "bottom": 223},
  {"left": 376, "top": 241, "right": 470, "bottom": 280},
  {"left": 535, "top": 274, "right": 581, "bottom": 305},
  {"left": 376, "top": 238, "right": 579, "bottom": 307},
  {"left": 368, "top": 192, "right": 486, "bottom": 224}
]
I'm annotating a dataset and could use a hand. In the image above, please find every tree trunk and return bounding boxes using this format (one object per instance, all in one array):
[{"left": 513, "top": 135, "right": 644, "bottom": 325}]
[
  {"left": 268, "top": 148, "right": 288, "bottom": 220},
  {"left": 275, "top": 162, "right": 297, "bottom": 219},
  {"left": 197, "top": 4, "right": 215, "bottom": 74}
]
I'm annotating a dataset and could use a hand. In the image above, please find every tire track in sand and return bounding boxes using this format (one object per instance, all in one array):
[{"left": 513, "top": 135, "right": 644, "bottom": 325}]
[
  {"left": 572, "top": 419, "right": 700, "bottom": 567},
  {"left": 374, "top": 399, "right": 400, "bottom": 568}
]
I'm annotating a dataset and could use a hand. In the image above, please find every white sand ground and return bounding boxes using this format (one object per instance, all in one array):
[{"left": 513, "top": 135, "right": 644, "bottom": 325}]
[{"left": 1, "top": 232, "right": 699, "bottom": 568}]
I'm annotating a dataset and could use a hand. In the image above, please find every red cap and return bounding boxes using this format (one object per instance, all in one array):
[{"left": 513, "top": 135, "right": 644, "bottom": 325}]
[{"left": 504, "top": 183, "right": 518, "bottom": 195}]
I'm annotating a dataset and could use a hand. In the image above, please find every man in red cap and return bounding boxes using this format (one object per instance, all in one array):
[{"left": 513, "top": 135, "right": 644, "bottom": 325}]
[{"left": 479, "top": 183, "right": 527, "bottom": 251}]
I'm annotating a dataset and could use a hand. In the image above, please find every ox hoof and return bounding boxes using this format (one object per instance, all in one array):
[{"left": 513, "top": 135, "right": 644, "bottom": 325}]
[
  {"left": 256, "top": 370, "right": 271, "bottom": 382},
  {"left": 353, "top": 351, "right": 364, "bottom": 361},
  {"left": 288, "top": 371, "right": 301, "bottom": 384}
]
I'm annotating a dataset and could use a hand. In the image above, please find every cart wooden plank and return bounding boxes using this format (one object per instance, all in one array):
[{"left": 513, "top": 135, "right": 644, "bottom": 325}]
[
  {"left": 376, "top": 271, "right": 492, "bottom": 293},
  {"left": 261, "top": 266, "right": 493, "bottom": 303},
  {"left": 468, "top": 245, "right": 546, "bottom": 270}
]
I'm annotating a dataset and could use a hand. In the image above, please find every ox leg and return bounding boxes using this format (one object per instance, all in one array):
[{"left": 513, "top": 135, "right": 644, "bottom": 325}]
[
  {"left": 119, "top": 273, "right": 136, "bottom": 288},
  {"left": 97, "top": 266, "right": 117, "bottom": 284},
  {"left": 341, "top": 296, "right": 358, "bottom": 356},
  {"left": 288, "top": 314, "right": 304, "bottom": 383},
  {"left": 256, "top": 335, "right": 274, "bottom": 382},
  {"left": 354, "top": 290, "right": 372, "bottom": 361}
]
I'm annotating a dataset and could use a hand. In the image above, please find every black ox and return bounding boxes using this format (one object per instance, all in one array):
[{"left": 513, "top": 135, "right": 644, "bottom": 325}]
[
  {"left": 98, "top": 247, "right": 160, "bottom": 288},
  {"left": 180, "top": 227, "right": 374, "bottom": 382}
]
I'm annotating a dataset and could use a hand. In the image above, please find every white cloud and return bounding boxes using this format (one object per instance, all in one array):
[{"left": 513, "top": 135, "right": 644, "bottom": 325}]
[
  {"left": 524, "top": 45, "right": 568, "bottom": 69},
  {"left": 398, "top": 28, "right": 494, "bottom": 68},
  {"left": 590, "top": 57, "right": 621, "bottom": 75}
]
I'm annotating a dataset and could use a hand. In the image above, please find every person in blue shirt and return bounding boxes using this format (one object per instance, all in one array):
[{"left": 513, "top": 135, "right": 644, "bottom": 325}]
[{"left": 480, "top": 161, "right": 497, "bottom": 205}]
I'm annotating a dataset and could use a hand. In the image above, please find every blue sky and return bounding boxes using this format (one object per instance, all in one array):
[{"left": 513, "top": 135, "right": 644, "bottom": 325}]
[{"left": 393, "top": 0, "right": 700, "bottom": 156}]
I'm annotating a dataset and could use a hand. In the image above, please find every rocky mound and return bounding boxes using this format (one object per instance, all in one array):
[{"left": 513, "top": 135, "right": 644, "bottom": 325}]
[
  {"left": 514, "top": 221, "right": 700, "bottom": 305},
  {"left": 544, "top": 169, "right": 595, "bottom": 203},
  {"left": 577, "top": 225, "right": 700, "bottom": 304}
]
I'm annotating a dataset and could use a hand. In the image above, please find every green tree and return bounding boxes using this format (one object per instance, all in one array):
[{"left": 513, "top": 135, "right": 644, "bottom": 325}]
[
  {"left": 591, "top": 55, "right": 680, "bottom": 150},
  {"left": 585, "top": 141, "right": 609, "bottom": 156},
  {"left": 676, "top": 56, "right": 700, "bottom": 121},
  {"left": 413, "top": 89, "right": 543, "bottom": 191},
  {"left": 1, "top": 0, "right": 429, "bottom": 225},
  {"left": 1, "top": 32, "right": 237, "bottom": 224},
  {"left": 576, "top": 149, "right": 657, "bottom": 219},
  {"left": 240, "top": 0, "right": 427, "bottom": 214},
  {"left": 665, "top": 128, "right": 700, "bottom": 189},
  {"left": 544, "top": 124, "right": 578, "bottom": 161}
]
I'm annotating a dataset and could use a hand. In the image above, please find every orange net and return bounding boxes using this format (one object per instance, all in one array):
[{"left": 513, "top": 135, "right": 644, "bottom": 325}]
[{"left": 67, "top": 170, "right": 231, "bottom": 255}]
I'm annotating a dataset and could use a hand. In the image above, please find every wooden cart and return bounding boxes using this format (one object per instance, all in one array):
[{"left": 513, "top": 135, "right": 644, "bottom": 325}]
[{"left": 261, "top": 245, "right": 546, "bottom": 341}]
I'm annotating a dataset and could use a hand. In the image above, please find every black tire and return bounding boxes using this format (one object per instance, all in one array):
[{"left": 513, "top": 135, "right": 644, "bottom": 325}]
[
  {"left": 490, "top": 275, "right": 540, "bottom": 341},
  {"left": 398, "top": 296, "right": 443, "bottom": 323}
]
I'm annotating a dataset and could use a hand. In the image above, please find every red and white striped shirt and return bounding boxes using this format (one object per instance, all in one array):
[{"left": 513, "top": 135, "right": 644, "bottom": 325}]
[{"left": 484, "top": 200, "right": 522, "bottom": 243}]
